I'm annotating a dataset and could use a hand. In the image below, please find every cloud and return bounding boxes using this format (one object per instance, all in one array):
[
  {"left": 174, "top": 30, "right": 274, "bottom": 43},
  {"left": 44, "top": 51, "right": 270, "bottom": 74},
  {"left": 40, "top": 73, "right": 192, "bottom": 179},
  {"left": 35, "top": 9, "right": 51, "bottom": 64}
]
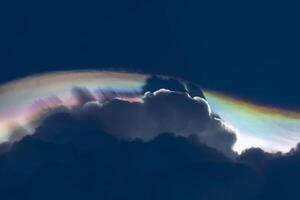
[
  {"left": 142, "top": 75, "right": 187, "bottom": 94},
  {"left": 0, "top": 115, "right": 254, "bottom": 200},
  {"left": 4, "top": 86, "right": 237, "bottom": 157},
  {"left": 8, "top": 82, "right": 300, "bottom": 199},
  {"left": 142, "top": 75, "right": 206, "bottom": 98},
  {"left": 71, "top": 86, "right": 97, "bottom": 105},
  {"left": 81, "top": 89, "right": 237, "bottom": 156},
  {"left": 2, "top": 93, "right": 300, "bottom": 199}
]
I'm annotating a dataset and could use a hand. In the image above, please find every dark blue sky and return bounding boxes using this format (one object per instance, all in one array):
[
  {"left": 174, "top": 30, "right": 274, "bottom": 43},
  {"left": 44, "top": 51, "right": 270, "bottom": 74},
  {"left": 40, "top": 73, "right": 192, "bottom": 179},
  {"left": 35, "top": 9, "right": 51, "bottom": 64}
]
[{"left": 1, "top": 0, "right": 300, "bottom": 108}]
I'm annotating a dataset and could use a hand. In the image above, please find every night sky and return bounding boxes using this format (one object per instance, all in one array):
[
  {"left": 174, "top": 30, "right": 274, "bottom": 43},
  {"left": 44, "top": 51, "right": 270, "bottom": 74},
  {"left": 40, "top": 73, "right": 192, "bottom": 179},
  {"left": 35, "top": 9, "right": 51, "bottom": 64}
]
[
  {"left": 1, "top": 0, "right": 300, "bottom": 199},
  {"left": 1, "top": 0, "right": 300, "bottom": 108}
]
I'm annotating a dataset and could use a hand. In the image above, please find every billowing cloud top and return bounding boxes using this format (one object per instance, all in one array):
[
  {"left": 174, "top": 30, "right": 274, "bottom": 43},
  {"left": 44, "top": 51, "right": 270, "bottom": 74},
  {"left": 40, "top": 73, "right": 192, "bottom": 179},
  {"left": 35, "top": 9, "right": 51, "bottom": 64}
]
[
  {"left": 0, "top": 70, "right": 236, "bottom": 156},
  {"left": 80, "top": 89, "right": 236, "bottom": 156}
]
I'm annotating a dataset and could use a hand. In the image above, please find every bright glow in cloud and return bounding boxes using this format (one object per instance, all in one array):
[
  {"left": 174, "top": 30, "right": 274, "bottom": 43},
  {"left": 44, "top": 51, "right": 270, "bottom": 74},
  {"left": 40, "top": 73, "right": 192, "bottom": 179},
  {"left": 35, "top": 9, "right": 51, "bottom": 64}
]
[{"left": 204, "top": 90, "right": 300, "bottom": 153}]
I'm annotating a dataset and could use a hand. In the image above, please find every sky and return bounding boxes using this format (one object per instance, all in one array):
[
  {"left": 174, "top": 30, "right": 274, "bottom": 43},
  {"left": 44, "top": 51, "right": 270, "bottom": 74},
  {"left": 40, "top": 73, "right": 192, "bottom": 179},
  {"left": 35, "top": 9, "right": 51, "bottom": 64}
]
[
  {"left": 1, "top": 0, "right": 300, "bottom": 153},
  {"left": 1, "top": 0, "right": 300, "bottom": 109},
  {"left": 1, "top": 0, "right": 300, "bottom": 199}
]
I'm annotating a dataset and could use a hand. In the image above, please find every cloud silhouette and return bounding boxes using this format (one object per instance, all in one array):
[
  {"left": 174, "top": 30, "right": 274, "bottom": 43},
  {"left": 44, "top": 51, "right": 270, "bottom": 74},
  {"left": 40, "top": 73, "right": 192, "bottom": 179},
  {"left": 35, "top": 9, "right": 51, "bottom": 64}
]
[
  {"left": 0, "top": 112, "right": 254, "bottom": 200},
  {"left": 1, "top": 98, "right": 300, "bottom": 199}
]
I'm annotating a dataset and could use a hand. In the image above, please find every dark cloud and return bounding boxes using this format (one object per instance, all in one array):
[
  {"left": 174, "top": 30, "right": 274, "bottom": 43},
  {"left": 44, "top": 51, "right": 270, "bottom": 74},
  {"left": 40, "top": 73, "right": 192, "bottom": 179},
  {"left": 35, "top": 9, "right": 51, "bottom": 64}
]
[
  {"left": 142, "top": 75, "right": 205, "bottom": 98},
  {"left": 0, "top": 123, "right": 32, "bottom": 155},
  {"left": 71, "top": 86, "right": 97, "bottom": 105},
  {"left": 0, "top": 111, "right": 256, "bottom": 200},
  {"left": 184, "top": 81, "right": 206, "bottom": 99},
  {"left": 142, "top": 75, "right": 187, "bottom": 94},
  {"left": 1, "top": 100, "right": 300, "bottom": 199},
  {"left": 8, "top": 124, "right": 31, "bottom": 143},
  {"left": 0, "top": 142, "right": 11, "bottom": 155},
  {"left": 254, "top": 146, "right": 300, "bottom": 200},
  {"left": 2, "top": 86, "right": 300, "bottom": 200},
  {"left": 237, "top": 148, "right": 277, "bottom": 169}
]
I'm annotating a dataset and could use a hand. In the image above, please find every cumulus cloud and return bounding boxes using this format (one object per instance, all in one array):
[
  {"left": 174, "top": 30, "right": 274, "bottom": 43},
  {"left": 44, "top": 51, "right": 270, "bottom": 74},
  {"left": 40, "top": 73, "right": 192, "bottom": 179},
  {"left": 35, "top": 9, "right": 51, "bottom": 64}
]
[
  {"left": 82, "top": 89, "right": 237, "bottom": 156},
  {"left": 3, "top": 86, "right": 237, "bottom": 157},
  {"left": 2, "top": 86, "right": 300, "bottom": 199}
]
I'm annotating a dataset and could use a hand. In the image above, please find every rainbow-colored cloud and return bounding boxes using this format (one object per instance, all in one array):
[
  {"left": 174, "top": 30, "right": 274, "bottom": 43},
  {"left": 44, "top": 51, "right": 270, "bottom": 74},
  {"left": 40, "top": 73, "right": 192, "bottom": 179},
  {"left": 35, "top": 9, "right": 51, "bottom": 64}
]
[{"left": 204, "top": 90, "right": 300, "bottom": 153}]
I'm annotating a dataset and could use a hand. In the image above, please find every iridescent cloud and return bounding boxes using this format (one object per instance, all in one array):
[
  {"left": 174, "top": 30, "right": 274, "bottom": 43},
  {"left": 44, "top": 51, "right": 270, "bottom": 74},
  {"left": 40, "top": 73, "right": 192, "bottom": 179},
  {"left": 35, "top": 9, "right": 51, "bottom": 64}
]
[
  {"left": 0, "top": 71, "right": 148, "bottom": 142},
  {"left": 204, "top": 90, "right": 300, "bottom": 153}
]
